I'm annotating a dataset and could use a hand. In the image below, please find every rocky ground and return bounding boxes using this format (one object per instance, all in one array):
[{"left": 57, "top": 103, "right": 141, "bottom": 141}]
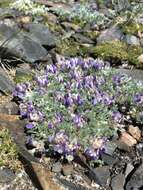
[{"left": 0, "top": 0, "right": 143, "bottom": 190}]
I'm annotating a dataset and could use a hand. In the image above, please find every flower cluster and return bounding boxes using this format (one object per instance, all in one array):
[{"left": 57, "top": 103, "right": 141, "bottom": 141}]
[
  {"left": 10, "top": 0, "right": 48, "bottom": 15},
  {"left": 13, "top": 57, "right": 143, "bottom": 161},
  {"left": 53, "top": 3, "right": 109, "bottom": 27}
]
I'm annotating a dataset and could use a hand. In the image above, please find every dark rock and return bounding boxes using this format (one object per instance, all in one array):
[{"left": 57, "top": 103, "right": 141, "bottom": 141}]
[
  {"left": 72, "top": 33, "right": 94, "bottom": 44},
  {"left": 90, "top": 166, "right": 111, "bottom": 186},
  {"left": 105, "top": 141, "right": 117, "bottom": 156},
  {"left": 111, "top": 173, "right": 125, "bottom": 190},
  {"left": 125, "top": 163, "right": 143, "bottom": 190},
  {"left": 25, "top": 23, "right": 56, "bottom": 48},
  {"left": 62, "top": 164, "right": 74, "bottom": 176},
  {"left": 125, "top": 35, "right": 140, "bottom": 46},
  {"left": 97, "top": 25, "right": 124, "bottom": 44},
  {"left": 0, "top": 24, "right": 48, "bottom": 63},
  {"left": 0, "top": 102, "right": 18, "bottom": 115},
  {"left": 52, "top": 162, "right": 62, "bottom": 173},
  {"left": 116, "top": 141, "right": 131, "bottom": 152},
  {"left": 0, "top": 69, "right": 14, "bottom": 94},
  {"left": 0, "top": 168, "right": 16, "bottom": 183},
  {"left": 101, "top": 153, "right": 117, "bottom": 165}
]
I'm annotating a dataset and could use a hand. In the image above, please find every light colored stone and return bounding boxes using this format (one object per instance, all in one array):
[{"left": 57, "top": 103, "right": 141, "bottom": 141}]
[
  {"left": 138, "top": 54, "right": 143, "bottom": 64},
  {"left": 128, "top": 125, "right": 141, "bottom": 141},
  {"left": 119, "top": 131, "right": 137, "bottom": 147}
]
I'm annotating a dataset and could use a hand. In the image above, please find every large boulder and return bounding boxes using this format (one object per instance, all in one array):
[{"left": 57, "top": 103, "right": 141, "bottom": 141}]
[
  {"left": 25, "top": 23, "right": 56, "bottom": 48},
  {"left": 0, "top": 24, "right": 48, "bottom": 63},
  {"left": 97, "top": 25, "right": 124, "bottom": 44}
]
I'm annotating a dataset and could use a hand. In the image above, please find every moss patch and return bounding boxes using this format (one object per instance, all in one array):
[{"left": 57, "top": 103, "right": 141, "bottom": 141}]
[
  {"left": 0, "top": 0, "right": 14, "bottom": 8},
  {"left": 14, "top": 73, "right": 33, "bottom": 84},
  {"left": 121, "top": 23, "right": 143, "bottom": 36},
  {"left": 91, "top": 40, "right": 143, "bottom": 67},
  {"left": 55, "top": 38, "right": 91, "bottom": 57},
  {"left": 0, "top": 129, "right": 21, "bottom": 171}
]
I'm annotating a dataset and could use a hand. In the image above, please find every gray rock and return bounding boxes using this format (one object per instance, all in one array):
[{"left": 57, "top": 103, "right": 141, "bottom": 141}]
[
  {"left": 52, "top": 162, "right": 62, "bottom": 173},
  {"left": 125, "top": 35, "right": 140, "bottom": 46},
  {"left": 105, "top": 141, "right": 117, "bottom": 156},
  {"left": 126, "top": 163, "right": 143, "bottom": 190},
  {"left": 72, "top": 33, "right": 94, "bottom": 44},
  {"left": 111, "top": 173, "right": 125, "bottom": 190},
  {"left": 0, "top": 102, "right": 18, "bottom": 115},
  {"left": 0, "top": 69, "right": 14, "bottom": 94},
  {"left": 26, "top": 23, "right": 56, "bottom": 48},
  {"left": 0, "top": 24, "right": 48, "bottom": 63},
  {"left": 97, "top": 25, "right": 124, "bottom": 44},
  {"left": 62, "top": 164, "right": 73, "bottom": 176},
  {"left": 117, "top": 69, "right": 143, "bottom": 83},
  {"left": 0, "top": 168, "right": 16, "bottom": 183},
  {"left": 101, "top": 153, "right": 117, "bottom": 165},
  {"left": 92, "top": 166, "right": 111, "bottom": 186}
]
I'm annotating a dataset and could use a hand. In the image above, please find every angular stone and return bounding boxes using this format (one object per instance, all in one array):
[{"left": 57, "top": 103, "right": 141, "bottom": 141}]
[
  {"left": 125, "top": 35, "right": 140, "bottom": 46},
  {"left": 26, "top": 23, "right": 56, "bottom": 48},
  {"left": 52, "top": 162, "right": 62, "bottom": 173},
  {"left": 62, "top": 164, "right": 74, "bottom": 176},
  {"left": 92, "top": 166, "right": 111, "bottom": 186},
  {"left": 138, "top": 54, "right": 143, "bottom": 64},
  {"left": 0, "top": 168, "right": 16, "bottom": 183},
  {"left": 124, "top": 163, "right": 134, "bottom": 178},
  {"left": 72, "top": 33, "right": 94, "bottom": 44},
  {"left": 119, "top": 131, "right": 137, "bottom": 147},
  {"left": 97, "top": 25, "right": 124, "bottom": 44},
  {"left": 105, "top": 141, "right": 117, "bottom": 156},
  {"left": 111, "top": 174, "right": 125, "bottom": 190},
  {"left": 126, "top": 163, "right": 143, "bottom": 190},
  {"left": 0, "top": 69, "right": 14, "bottom": 95},
  {"left": 0, "top": 102, "right": 18, "bottom": 115},
  {"left": 101, "top": 153, "right": 117, "bottom": 165},
  {"left": 0, "top": 24, "right": 48, "bottom": 63},
  {"left": 128, "top": 125, "right": 141, "bottom": 141},
  {"left": 117, "top": 69, "right": 143, "bottom": 83}
]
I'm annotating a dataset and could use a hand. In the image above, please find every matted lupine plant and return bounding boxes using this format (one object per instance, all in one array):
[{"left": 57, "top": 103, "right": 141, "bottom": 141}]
[{"left": 13, "top": 57, "right": 143, "bottom": 162}]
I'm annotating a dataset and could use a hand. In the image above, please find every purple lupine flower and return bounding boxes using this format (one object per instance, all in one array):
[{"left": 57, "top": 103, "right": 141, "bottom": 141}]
[
  {"left": 72, "top": 114, "right": 83, "bottom": 128},
  {"left": 102, "top": 93, "right": 114, "bottom": 105},
  {"left": 55, "top": 112, "right": 63, "bottom": 123},
  {"left": 54, "top": 131, "right": 69, "bottom": 145},
  {"left": 91, "top": 59, "right": 104, "bottom": 70},
  {"left": 46, "top": 64, "right": 57, "bottom": 74},
  {"left": 12, "top": 84, "right": 28, "bottom": 99},
  {"left": 112, "top": 111, "right": 123, "bottom": 123},
  {"left": 74, "top": 94, "right": 83, "bottom": 105},
  {"left": 35, "top": 76, "right": 48, "bottom": 87},
  {"left": 75, "top": 81, "right": 82, "bottom": 89},
  {"left": 27, "top": 102, "right": 34, "bottom": 112},
  {"left": 91, "top": 137, "right": 107, "bottom": 151},
  {"left": 53, "top": 144, "right": 65, "bottom": 154},
  {"left": 85, "top": 148, "right": 100, "bottom": 160},
  {"left": 133, "top": 93, "right": 143, "bottom": 104},
  {"left": 92, "top": 97, "right": 98, "bottom": 105},
  {"left": 25, "top": 123, "right": 35, "bottom": 129},
  {"left": 64, "top": 93, "right": 73, "bottom": 107},
  {"left": 19, "top": 103, "right": 28, "bottom": 117},
  {"left": 48, "top": 122, "right": 54, "bottom": 129},
  {"left": 112, "top": 74, "right": 124, "bottom": 86},
  {"left": 29, "top": 110, "right": 44, "bottom": 122}
]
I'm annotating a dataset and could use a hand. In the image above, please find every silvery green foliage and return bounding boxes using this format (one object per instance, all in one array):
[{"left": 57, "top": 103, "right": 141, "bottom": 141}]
[
  {"left": 10, "top": 0, "right": 48, "bottom": 15},
  {"left": 53, "top": 3, "right": 109, "bottom": 26},
  {"left": 13, "top": 57, "right": 143, "bottom": 162},
  {"left": 112, "top": 0, "right": 130, "bottom": 12}
]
